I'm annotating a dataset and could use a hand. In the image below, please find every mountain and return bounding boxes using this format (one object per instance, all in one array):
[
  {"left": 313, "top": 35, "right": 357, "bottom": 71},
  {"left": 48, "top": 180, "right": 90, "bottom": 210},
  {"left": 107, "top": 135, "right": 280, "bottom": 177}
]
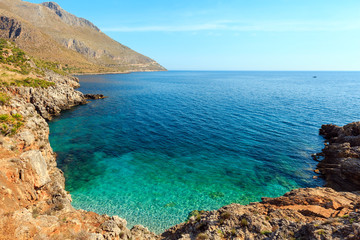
[{"left": 0, "top": 0, "right": 166, "bottom": 73}]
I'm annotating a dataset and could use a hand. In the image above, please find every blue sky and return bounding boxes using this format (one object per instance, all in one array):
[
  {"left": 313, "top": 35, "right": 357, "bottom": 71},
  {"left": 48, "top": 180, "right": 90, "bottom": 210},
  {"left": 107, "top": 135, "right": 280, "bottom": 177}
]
[{"left": 28, "top": 0, "right": 360, "bottom": 70}]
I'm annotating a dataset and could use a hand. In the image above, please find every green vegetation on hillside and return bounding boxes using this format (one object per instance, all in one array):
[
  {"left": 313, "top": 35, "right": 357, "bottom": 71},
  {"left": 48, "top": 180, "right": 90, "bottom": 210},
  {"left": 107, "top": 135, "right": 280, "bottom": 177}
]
[
  {"left": 0, "top": 77, "right": 55, "bottom": 88},
  {"left": 0, "top": 39, "right": 56, "bottom": 88},
  {"left": 33, "top": 58, "right": 69, "bottom": 76},
  {"left": 0, "top": 92, "right": 10, "bottom": 105},
  {"left": 0, "top": 113, "right": 24, "bottom": 136},
  {"left": 0, "top": 39, "right": 32, "bottom": 75}
]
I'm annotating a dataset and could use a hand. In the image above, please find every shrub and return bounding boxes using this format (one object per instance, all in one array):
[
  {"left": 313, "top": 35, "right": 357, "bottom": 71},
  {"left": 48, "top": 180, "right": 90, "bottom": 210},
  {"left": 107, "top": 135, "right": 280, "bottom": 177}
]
[
  {"left": 241, "top": 218, "right": 248, "bottom": 227},
  {"left": 0, "top": 78, "right": 55, "bottom": 88},
  {"left": 0, "top": 113, "right": 24, "bottom": 136},
  {"left": 261, "top": 230, "right": 272, "bottom": 235},
  {"left": 33, "top": 58, "right": 68, "bottom": 76},
  {"left": 219, "top": 211, "right": 231, "bottom": 224},
  {"left": 187, "top": 210, "right": 205, "bottom": 222}
]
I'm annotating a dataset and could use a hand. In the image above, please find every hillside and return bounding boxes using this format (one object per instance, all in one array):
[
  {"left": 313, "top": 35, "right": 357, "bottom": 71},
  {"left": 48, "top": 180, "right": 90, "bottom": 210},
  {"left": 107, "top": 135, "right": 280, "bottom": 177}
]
[{"left": 0, "top": 0, "right": 166, "bottom": 73}]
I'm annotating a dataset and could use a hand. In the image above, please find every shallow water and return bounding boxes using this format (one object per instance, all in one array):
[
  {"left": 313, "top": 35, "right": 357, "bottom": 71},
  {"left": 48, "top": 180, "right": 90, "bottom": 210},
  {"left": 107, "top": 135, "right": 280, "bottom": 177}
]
[{"left": 49, "top": 71, "right": 360, "bottom": 233}]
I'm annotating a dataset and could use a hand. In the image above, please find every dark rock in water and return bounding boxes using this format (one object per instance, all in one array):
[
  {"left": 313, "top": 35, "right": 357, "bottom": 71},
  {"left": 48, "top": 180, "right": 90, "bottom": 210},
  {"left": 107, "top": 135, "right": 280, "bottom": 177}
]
[
  {"left": 317, "top": 122, "right": 360, "bottom": 191},
  {"left": 84, "top": 94, "right": 108, "bottom": 100}
]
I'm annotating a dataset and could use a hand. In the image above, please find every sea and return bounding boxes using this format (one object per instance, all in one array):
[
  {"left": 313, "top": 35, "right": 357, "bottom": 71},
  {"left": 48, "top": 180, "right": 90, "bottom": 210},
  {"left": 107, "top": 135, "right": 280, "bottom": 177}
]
[{"left": 48, "top": 71, "right": 360, "bottom": 233}]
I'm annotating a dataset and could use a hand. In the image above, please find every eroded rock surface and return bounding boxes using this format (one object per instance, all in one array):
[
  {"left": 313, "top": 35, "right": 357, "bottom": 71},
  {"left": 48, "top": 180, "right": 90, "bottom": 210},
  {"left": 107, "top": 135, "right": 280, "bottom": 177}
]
[
  {"left": 162, "top": 188, "right": 360, "bottom": 240},
  {"left": 85, "top": 93, "right": 108, "bottom": 100},
  {"left": 317, "top": 122, "right": 360, "bottom": 191}
]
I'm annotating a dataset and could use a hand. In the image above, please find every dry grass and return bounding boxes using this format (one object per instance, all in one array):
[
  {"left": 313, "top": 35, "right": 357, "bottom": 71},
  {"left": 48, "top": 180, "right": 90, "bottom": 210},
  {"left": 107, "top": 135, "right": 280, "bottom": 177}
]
[{"left": 0, "top": 0, "right": 165, "bottom": 73}]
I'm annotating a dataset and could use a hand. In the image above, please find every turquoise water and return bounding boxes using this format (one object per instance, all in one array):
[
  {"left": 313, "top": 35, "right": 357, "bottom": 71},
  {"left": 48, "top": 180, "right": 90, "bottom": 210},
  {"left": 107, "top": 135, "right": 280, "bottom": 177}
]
[{"left": 49, "top": 71, "right": 360, "bottom": 233}]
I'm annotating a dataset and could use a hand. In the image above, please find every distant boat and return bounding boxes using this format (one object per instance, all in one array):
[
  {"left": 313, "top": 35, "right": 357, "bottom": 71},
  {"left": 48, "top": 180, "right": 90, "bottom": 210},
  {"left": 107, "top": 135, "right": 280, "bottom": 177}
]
[{"left": 313, "top": 76, "right": 317, "bottom": 78}]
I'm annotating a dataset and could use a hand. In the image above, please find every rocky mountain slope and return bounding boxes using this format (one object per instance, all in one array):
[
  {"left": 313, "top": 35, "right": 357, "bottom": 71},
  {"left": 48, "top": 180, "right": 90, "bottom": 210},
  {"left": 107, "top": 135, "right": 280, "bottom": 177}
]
[
  {"left": 0, "top": 0, "right": 166, "bottom": 73},
  {"left": 0, "top": 41, "right": 359, "bottom": 239}
]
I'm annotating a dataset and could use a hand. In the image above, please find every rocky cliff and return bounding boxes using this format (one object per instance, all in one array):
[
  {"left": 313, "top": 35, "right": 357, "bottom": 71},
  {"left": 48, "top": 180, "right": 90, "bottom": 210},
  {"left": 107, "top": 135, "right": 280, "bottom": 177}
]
[
  {"left": 0, "top": 41, "right": 359, "bottom": 240},
  {"left": 315, "top": 122, "right": 360, "bottom": 192},
  {"left": 0, "top": 0, "right": 166, "bottom": 73},
  {"left": 0, "top": 42, "right": 158, "bottom": 239}
]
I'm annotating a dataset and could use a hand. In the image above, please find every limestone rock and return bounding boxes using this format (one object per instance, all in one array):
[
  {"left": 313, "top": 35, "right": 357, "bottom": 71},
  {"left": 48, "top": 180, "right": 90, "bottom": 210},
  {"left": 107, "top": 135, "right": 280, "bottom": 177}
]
[
  {"left": 162, "top": 187, "right": 360, "bottom": 240},
  {"left": 20, "top": 150, "right": 50, "bottom": 188}
]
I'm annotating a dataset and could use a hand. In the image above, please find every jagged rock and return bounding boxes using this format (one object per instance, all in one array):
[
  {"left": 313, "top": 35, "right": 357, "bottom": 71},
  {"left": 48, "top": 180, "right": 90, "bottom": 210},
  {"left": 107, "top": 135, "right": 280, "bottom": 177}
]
[
  {"left": 318, "top": 122, "right": 360, "bottom": 191},
  {"left": 162, "top": 188, "right": 360, "bottom": 240},
  {"left": 12, "top": 74, "right": 87, "bottom": 120},
  {"left": 131, "top": 225, "right": 159, "bottom": 240},
  {"left": 112, "top": 215, "right": 127, "bottom": 230},
  {"left": 101, "top": 220, "right": 122, "bottom": 238},
  {"left": 85, "top": 94, "right": 108, "bottom": 100},
  {"left": 41, "top": 2, "right": 101, "bottom": 31},
  {"left": 0, "top": 16, "right": 22, "bottom": 39}
]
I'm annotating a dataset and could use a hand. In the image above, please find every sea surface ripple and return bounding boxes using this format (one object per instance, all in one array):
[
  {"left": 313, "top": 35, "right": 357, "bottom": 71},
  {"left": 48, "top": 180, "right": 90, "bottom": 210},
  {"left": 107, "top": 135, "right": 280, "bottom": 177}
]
[{"left": 49, "top": 71, "right": 360, "bottom": 233}]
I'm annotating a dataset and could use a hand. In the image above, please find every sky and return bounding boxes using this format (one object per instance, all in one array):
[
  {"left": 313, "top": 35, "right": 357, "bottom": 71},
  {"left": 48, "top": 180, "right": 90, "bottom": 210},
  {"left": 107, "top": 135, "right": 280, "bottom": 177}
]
[{"left": 27, "top": 0, "right": 360, "bottom": 71}]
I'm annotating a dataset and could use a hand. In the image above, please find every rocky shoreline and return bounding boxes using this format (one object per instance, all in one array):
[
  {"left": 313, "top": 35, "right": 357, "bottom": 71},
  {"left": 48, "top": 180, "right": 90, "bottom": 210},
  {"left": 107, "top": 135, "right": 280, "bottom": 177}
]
[
  {"left": 0, "top": 71, "right": 156, "bottom": 239},
  {"left": 0, "top": 70, "right": 359, "bottom": 239},
  {"left": 316, "top": 122, "right": 360, "bottom": 192}
]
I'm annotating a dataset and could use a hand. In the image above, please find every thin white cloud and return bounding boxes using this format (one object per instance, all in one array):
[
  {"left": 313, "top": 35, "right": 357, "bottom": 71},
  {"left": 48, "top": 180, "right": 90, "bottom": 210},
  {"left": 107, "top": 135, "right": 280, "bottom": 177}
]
[
  {"left": 103, "top": 20, "right": 360, "bottom": 32},
  {"left": 104, "top": 24, "right": 223, "bottom": 32}
]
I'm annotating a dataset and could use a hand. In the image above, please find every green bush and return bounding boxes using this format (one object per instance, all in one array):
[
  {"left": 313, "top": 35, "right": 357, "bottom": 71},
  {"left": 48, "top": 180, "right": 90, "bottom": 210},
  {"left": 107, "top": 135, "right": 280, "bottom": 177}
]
[
  {"left": 0, "top": 38, "right": 71, "bottom": 76},
  {"left": 0, "top": 92, "right": 10, "bottom": 105},
  {"left": 0, "top": 78, "right": 55, "bottom": 88},
  {"left": 240, "top": 218, "right": 248, "bottom": 227},
  {"left": 0, "top": 113, "right": 24, "bottom": 136},
  {"left": 261, "top": 230, "right": 272, "bottom": 235},
  {"left": 33, "top": 58, "right": 68, "bottom": 76},
  {"left": 0, "top": 39, "right": 33, "bottom": 75},
  {"left": 187, "top": 210, "right": 205, "bottom": 222}
]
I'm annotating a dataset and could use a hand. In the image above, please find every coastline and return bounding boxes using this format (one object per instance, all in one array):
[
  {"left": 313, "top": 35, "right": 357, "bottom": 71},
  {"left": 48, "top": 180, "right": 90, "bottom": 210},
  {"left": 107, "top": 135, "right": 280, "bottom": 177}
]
[
  {"left": 0, "top": 71, "right": 158, "bottom": 239},
  {"left": 0, "top": 71, "right": 359, "bottom": 239},
  {"left": 74, "top": 69, "right": 167, "bottom": 76}
]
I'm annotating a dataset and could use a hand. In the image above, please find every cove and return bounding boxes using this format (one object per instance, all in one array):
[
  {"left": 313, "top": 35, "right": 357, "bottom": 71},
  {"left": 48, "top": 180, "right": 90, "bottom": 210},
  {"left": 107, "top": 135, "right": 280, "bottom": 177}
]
[{"left": 49, "top": 71, "right": 360, "bottom": 233}]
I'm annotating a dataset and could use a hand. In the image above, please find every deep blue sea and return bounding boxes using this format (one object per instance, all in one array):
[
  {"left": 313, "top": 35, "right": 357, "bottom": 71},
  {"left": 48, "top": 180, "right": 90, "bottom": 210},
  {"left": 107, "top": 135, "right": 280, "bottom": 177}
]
[{"left": 49, "top": 71, "right": 360, "bottom": 233}]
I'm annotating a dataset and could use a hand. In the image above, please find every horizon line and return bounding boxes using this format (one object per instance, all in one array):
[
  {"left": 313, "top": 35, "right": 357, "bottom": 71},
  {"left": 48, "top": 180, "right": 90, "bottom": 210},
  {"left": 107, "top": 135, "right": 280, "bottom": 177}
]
[{"left": 165, "top": 69, "right": 360, "bottom": 72}]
